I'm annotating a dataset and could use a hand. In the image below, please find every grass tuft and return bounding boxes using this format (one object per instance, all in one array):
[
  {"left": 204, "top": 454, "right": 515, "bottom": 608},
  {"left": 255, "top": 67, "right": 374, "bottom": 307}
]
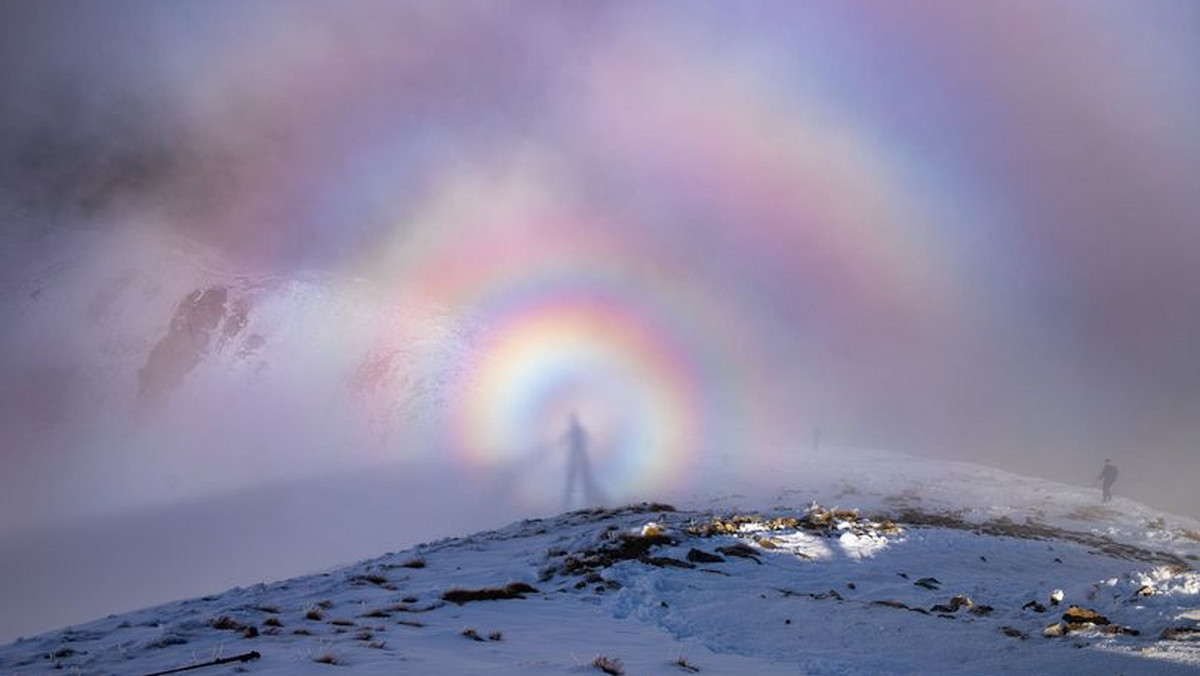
[
  {"left": 593, "top": 655, "right": 625, "bottom": 675},
  {"left": 442, "top": 582, "right": 539, "bottom": 604}
]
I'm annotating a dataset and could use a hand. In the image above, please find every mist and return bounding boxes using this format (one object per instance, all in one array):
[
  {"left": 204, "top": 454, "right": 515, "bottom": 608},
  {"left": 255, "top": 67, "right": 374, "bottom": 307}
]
[{"left": 1, "top": 0, "right": 1198, "bottom": 643}]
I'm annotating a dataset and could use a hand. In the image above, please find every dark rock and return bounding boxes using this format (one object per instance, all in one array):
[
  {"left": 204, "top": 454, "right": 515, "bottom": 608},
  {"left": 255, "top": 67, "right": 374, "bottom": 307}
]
[
  {"left": 871, "top": 600, "right": 930, "bottom": 615},
  {"left": 1160, "top": 626, "right": 1200, "bottom": 641},
  {"left": 1022, "top": 601, "right": 1047, "bottom": 613},
  {"left": 913, "top": 577, "right": 941, "bottom": 590},
  {"left": 1000, "top": 626, "right": 1027, "bottom": 639},
  {"left": 557, "top": 533, "right": 679, "bottom": 577},
  {"left": 931, "top": 595, "right": 973, "bottom": 613},
  {"left": 716, "top": 543, "right": 762, "bottom": 564},
  {"left": 138, "top": 286, "right": 230, "bottom": 407},
  {"left": 686, "top": 548, "right": 725, "bottom": 564},
  {"left": 641, "top": 556, "right": 694, "bottom": 569}
]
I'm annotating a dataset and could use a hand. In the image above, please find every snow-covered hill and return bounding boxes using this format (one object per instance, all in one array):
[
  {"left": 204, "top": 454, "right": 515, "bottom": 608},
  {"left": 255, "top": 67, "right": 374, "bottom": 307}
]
[{"left": 3, "top": 448, "right": 1198, "bottom": 675}]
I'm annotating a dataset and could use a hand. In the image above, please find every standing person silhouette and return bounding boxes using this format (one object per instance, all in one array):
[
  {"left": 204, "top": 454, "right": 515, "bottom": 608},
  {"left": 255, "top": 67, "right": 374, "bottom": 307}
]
[
  {"left": 563, "top": 412, "right": 599, "bottom": 509},
  {"left": 1096, "top": 459, "right": 1118, "bottom": 503}
]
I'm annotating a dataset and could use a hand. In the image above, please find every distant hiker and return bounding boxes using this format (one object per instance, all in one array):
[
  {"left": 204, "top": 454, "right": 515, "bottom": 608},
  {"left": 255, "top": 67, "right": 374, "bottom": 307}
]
[
  {"left": 563, "top": 412, "right": 601, "bottom": 509},
  {"left": 1096, "top": 459, "right": 1118, "bottom": 503}
]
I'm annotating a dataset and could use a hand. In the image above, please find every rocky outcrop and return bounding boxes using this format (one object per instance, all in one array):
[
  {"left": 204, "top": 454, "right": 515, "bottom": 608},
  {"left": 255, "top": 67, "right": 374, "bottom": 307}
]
[
  {"left": 1043, "top": 605, "right": 1139, "bottom": 637},
  {"left": 1061, "top": 605, "right": 1108, "bottom": 628},
  {"left": 137, "top": 286, "right": 259, "bottom": 409}
]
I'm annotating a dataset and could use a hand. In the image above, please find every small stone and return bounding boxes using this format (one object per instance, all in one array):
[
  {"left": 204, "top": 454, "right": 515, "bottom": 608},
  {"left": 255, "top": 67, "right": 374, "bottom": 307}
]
[
  {"left": 948, "top": 595, "right": 974, "bottom": 611},
  {"left": 1000, "top": 626, "right": 1027, "bottom": 639},
  {"left": 1043, "top": 623, "right": 1066, "bottom": 638}
]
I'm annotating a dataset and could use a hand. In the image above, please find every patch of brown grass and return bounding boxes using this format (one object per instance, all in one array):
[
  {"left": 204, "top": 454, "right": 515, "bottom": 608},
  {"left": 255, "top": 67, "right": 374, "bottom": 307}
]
[
  {"left": 442, "top": 582, "right": 539, "bottom": 604},
  {"left": 313, "top": 652, "right": 341, "bottom": 665},
  {"left": 593, "top": 655, "right": 624, "bottom": 675}
]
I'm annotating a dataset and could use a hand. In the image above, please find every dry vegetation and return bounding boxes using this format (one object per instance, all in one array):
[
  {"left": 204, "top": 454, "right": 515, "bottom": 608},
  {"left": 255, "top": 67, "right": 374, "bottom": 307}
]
[
  {"left": 593, "top": 655, "right": 625, "bottom": 675},
  {"left": 313, "top": 652, "right": 341, "bottom": 665},
  {"left": 442, "top": 582, "right": 539, "bottom": 604},
  {"left": 674, "top": 655, "right": 701, "bottom": 672}
]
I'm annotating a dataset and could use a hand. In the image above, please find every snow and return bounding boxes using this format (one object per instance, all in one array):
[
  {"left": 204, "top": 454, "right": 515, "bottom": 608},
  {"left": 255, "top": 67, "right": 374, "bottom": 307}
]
[{"left": 2, "top": 446, "right": 1199, "bottom": 675}]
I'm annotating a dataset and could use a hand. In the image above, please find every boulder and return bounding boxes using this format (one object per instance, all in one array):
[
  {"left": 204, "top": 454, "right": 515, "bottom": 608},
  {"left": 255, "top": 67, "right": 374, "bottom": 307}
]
[{"left": 1062, "top": 605, "right": 1109, "bottom": 627}]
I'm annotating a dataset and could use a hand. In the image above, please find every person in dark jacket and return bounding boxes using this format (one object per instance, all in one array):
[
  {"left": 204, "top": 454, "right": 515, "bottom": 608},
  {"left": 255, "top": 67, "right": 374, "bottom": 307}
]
[{"left": 1096, "top": 459, "right": 1118, "bottom": 502}]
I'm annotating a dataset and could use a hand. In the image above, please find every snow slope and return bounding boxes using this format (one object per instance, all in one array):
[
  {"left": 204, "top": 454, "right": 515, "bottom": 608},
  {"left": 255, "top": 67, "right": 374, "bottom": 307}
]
[{"left": 2, "top": 447, "right": 1198, "bottom": 675}]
